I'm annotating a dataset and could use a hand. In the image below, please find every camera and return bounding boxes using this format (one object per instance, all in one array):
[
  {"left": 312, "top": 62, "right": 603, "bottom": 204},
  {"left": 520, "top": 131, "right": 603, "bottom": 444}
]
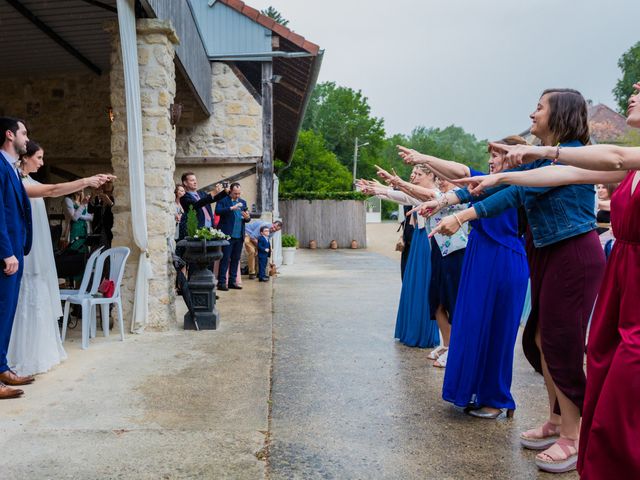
[{"left": 222, "top": 181, "right": 229, "bottom": 189}]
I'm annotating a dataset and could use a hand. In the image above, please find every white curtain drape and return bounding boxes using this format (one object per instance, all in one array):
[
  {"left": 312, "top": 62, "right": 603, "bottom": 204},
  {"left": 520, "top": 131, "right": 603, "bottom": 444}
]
[{"left": 117, "top": 0, "right": 152, "bottom": 333}]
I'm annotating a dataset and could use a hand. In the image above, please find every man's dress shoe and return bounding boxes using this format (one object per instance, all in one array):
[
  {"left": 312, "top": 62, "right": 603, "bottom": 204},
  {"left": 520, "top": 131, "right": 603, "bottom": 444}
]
[
  {"left": 0, "top": 370, "right": 35, "bottom": 386},
  {"left": 228, "top": 284, "right": 243, "bottom": 290},
  {"left": 0, "top": 382, "right": 23, "bottom": 399},
  {"left": 217, "top": 284, "right": 228, "bottom": 291}
]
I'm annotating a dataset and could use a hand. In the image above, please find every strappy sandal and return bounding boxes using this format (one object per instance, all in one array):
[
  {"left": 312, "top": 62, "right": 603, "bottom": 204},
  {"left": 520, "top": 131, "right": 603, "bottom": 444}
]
[
  {"left": 534, "top": 437, "right": 578, "bottom": 473},
  {"left": 520, "top": 421, "right": 560, "bottom": 450},
  {"left": 433, "top": 350, "right": 448, "bottom": 368},
  {"left": 427, "top": 345, "right": 447, "bottom": 360}
]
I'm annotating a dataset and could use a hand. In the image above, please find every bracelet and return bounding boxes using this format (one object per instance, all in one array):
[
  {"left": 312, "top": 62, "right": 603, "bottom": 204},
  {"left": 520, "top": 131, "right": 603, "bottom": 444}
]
[
  {"left": 552, "top": 145, "right": 562, "bottom": 164},
  {"left": 453, "top": 213, "right": 463, "bottom": 228}
]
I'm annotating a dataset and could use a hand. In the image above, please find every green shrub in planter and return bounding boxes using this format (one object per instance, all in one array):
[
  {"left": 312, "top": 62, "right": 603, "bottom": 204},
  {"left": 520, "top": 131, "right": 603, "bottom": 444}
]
[{"left": 281, "top": 234, "right": 298, "bottom": 248}]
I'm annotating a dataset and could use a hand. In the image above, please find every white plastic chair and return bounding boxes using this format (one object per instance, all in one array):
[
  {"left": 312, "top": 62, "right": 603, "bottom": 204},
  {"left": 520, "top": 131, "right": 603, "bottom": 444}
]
[
  {"left": 59, "top": 246, "right": 104, "bottom": 302},
  {"left": 59, "top": 246, "right": 103, "bottom": 340},
  {"left": 62, "top": 247, "right": 130, "bottom": 349}
]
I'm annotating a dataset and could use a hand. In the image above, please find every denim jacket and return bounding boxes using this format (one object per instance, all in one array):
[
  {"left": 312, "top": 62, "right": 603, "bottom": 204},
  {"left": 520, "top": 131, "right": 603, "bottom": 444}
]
[{"left": 455, "top": 140, "right": 596, "bottom": 248}]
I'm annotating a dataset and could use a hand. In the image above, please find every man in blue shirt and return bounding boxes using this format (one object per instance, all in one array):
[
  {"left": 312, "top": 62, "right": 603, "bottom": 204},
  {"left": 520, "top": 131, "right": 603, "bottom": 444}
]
[
  {"left": 215, "top": 183, "right": 250, "bottom": 290},
  {"left": 244, "top": 220, "right": 282, "bottom": 279}
]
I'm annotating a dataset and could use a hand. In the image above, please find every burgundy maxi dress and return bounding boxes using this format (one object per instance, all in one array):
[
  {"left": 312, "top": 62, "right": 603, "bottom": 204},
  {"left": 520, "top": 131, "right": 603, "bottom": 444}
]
[{"left": 578, "top": 171, "right": 640, "bottom": 478}]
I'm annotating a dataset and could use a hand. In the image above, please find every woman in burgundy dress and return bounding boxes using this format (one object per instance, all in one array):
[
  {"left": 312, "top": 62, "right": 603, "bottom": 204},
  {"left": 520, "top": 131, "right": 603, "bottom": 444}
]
[{"left": 461, "top": 81, "right": 640, "bottom": 478}]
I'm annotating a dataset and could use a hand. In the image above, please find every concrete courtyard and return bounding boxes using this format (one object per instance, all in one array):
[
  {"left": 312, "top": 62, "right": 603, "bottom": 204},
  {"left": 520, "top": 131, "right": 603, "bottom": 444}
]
[{"left": 0, "top": 223, "right": 578, "bottom": 479}]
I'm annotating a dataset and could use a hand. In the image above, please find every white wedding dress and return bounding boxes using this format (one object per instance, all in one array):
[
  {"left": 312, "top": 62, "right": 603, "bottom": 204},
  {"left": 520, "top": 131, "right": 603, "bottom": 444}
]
[{"left": 7, "top": 176, "right": 66, "bottom": 376}]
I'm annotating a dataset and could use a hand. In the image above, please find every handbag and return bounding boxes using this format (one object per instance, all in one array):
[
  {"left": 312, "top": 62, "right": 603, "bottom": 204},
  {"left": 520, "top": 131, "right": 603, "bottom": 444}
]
[
  {"left": 395, "top": 236, "right": 405, "bottom": 252},
  {"left": 98, "top": 279, "right": 115, "bottom": 298}
]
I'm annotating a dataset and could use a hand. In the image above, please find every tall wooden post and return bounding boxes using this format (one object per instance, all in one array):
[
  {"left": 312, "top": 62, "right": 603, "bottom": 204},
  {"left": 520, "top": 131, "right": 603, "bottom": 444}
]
[{"left": 259, "top": 61, "right": 274, "bottom": 214}]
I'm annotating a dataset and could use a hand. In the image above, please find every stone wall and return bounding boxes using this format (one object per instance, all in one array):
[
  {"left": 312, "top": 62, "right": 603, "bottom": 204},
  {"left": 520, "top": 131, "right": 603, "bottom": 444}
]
[
  {"left": 109, "top": 19, "right": 179, "bottom": 331},
  {"left": 0, "top": 73, "right": 111, "bottom": 162},
  {"left": 174, "top": 62, "right": 262, "bottom": 210},
  {"left": 175, "top": 62, "right": 262, "bottom": 159}
]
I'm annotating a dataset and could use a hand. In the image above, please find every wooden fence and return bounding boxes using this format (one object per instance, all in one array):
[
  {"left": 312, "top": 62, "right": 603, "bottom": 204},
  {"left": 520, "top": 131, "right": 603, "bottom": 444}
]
[{"left": 280, "top": 200, "right": 367, "bottom": 248}]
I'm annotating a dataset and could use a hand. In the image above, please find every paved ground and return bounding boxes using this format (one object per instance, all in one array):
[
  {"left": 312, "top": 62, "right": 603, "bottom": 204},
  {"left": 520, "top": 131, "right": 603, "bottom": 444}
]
[
  {"left": 0, "top": 222, "right": 580, "bottom": 479},
  {"left": 0, "top": 280, "right": 272, "bottom": 480},
  {"left": 270, "top": 246, "right": 579, "bottom": 480}
]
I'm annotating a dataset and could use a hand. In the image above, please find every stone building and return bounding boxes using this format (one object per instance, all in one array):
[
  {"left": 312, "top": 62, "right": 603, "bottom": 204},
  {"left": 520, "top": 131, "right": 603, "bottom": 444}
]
[{"left": 0, "top": 0, "right": 322, "bottom": 331}]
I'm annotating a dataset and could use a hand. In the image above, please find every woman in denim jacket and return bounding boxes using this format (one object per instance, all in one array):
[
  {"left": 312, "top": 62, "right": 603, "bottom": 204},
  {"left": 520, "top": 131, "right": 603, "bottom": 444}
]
[
  {"left": 424, "top": 89, "right": 606, "bottom": 474},
  {"left": 455, "top": 81, "right": 640, "bottom": 480}
]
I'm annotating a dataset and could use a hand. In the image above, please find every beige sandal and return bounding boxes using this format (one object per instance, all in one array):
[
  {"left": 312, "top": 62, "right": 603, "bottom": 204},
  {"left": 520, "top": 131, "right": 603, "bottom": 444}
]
[
  {"left": 535, "top": 437, "right": 578, "bottom": 473},
  {"left": 520, "top": 421, "right": 560, "bottom": 450}
]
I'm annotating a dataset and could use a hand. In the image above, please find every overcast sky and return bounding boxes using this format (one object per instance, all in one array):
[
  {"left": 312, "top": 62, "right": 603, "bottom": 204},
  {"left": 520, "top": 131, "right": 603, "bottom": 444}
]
[{"left": 247, "top": 0, "right": 640, "bottom": 141}]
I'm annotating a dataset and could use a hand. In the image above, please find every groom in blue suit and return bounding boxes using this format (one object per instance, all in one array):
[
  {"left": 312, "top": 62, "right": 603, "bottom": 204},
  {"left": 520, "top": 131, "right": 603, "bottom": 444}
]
[{"left": 0, "top": 117, "right": 34, "bottom": 399}]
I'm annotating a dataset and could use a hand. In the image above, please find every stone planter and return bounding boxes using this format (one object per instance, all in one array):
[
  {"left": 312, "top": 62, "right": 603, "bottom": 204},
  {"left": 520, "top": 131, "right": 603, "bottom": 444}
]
[
  {"left": 282, "top": 247, "right": 296, "bottom": 265},
  {"left": 176, "top": 238, "right": 229, "bottom": 330}
]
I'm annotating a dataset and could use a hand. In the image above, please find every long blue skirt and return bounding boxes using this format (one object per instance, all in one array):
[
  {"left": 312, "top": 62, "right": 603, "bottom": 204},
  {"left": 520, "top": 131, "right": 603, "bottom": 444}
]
[
  {"left": 394, "top": 228, "right": 440, "bottom": 348},
  {"left": 442, "top": 229, "right": 528, "bottom": 409}
]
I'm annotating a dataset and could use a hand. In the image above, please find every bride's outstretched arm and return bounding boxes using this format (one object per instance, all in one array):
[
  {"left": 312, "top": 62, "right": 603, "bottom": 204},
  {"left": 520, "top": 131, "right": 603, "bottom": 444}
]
[{"left": 24, "top": 174, "right": 115, "bottom": 198}]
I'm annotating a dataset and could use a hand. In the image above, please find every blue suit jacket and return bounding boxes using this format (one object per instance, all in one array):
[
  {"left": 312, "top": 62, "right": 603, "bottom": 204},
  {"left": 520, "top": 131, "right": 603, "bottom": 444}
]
[
  {"left": 0, "top": 151, "right": 32, "bottom": 261},
  {"left": 257, "top": 235, "right": 270, "bottom": 258},
  {"left": 178, "top": 189, "right": 228, "bottom": 239},
  {"left": 215, "top": 196, "right": 249, "bottom": 238}
]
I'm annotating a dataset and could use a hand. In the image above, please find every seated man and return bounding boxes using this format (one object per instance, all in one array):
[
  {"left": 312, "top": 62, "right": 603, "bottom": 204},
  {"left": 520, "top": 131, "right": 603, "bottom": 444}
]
[
  {"left": 244, "top": 220, "right": 282, "bottom": 279},
  {"left": 215, "top": 183, "right": 250, "bottom": 290}
]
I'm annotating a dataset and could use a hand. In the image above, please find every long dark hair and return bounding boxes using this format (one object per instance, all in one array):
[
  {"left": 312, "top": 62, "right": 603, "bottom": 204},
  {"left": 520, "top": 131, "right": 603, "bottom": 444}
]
[
  {"left": 542, "top": 88, "right": 590, "bottom": 145},
  {"left": 21, "top": 140, "right": 41, "bottom": 159}
]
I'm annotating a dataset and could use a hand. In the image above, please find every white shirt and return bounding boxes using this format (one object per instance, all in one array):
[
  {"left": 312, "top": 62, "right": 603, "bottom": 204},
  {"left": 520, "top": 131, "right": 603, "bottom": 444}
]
[{"left": 0, "top": 149, "right": 20, "bottom": 178}]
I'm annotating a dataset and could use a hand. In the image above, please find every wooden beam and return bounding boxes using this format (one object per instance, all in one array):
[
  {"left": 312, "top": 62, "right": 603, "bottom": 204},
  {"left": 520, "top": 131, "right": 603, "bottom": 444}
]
[
  {"left": 200, "top": 166, "right": 257, "bottom": 192},
  {"left": 175, "top": 156, "right": 260, "bottom": 166},
  {"left": 259, "top": 61, "right": 274, "bottom": 213},
  {"left": 228, "top": 63, "right": 261, "bottom": 104},
  {"left": 274, "top": 99, "right": 300, "bottom": 115},
  {"left": 5, "top": 0, "right": 102, "bottom": 76},
  {"left": 79, "top": 0, "right": 118, "bottom": 13}
]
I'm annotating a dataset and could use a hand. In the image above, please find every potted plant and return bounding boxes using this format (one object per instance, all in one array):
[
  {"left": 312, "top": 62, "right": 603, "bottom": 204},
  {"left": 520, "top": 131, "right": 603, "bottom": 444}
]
[
  {"left": 176, "top": 206, "right": 230, "bottom": 330},
  {"left": 281, "top": 233, "right": 298, "bottom": 265}
]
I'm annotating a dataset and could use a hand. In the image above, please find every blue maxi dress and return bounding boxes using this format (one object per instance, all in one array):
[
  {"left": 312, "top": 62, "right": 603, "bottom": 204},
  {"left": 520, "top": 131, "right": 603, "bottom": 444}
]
[
  {"left": 442, "top": 170, "right": 529, "bottom": 409},
  {"left": 394, "top": 223, "right": 440, "bottom": 348}
]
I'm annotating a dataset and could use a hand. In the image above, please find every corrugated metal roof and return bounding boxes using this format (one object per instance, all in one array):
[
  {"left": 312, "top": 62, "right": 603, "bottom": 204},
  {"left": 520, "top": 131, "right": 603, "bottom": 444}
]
[
  {"left": 0, "top": 0, "right": 117, "bottom": 77},
  {"left": 189, "top": 0, "right": 271, "bottom": 57}
]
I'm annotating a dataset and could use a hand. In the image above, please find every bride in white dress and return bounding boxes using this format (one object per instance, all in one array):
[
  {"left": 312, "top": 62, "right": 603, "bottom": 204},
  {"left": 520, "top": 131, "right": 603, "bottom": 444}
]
[{"left": 7, "top": 140, "right": 114, "bottom": 376}]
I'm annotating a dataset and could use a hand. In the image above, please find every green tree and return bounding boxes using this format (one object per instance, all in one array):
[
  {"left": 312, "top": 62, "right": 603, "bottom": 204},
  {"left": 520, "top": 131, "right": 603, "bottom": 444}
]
[
  {"left": 404, "top": 126, "right": 489, "bottom": 172},
  {"left": 302, "top": 82, "right": 386, "bottom": 180},
  {"left": 278, "top": 130, "right": 352, "bottom": 192},
  {"left": 260, "top": 6, "right": 289, "bottom": 27},
  {"left": 613, "top": 41, "right": 640, "bottom": 114}
]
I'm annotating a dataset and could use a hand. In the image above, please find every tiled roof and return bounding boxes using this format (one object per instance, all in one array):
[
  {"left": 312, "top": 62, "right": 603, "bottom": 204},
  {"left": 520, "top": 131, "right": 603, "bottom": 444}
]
[
  {"left": 216, "top": 0, "right": 320, "bottom": 55},
  {"left": 519, "top": 103, "right": 631, "bottom": 144},
  {"left": 587, "top": 103, "right": 632, "bottom": 143}
]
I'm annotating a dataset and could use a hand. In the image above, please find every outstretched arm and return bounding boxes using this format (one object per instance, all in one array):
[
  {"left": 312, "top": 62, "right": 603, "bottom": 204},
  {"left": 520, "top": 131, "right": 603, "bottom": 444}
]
[
  {"left": 491, "top": 142, "right": 640, "bottom": 171},
  {"left": 397, "top": 145, "right": 471, "bottom": 179},
  {"left": 455, "top": 165, "right": 627, "bottom": 195},
  {"left": 24, "top": 174, "right": 114, "bottom": 198}
]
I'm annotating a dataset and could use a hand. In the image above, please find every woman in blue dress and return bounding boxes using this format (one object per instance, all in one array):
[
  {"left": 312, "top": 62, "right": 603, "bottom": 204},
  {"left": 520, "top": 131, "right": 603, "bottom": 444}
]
[
  {"left": 359, "top": 166, "right": 440, "bottom": 348},
  {"left": 399, "top": 137, "right": 529, "bottom": 417}
]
